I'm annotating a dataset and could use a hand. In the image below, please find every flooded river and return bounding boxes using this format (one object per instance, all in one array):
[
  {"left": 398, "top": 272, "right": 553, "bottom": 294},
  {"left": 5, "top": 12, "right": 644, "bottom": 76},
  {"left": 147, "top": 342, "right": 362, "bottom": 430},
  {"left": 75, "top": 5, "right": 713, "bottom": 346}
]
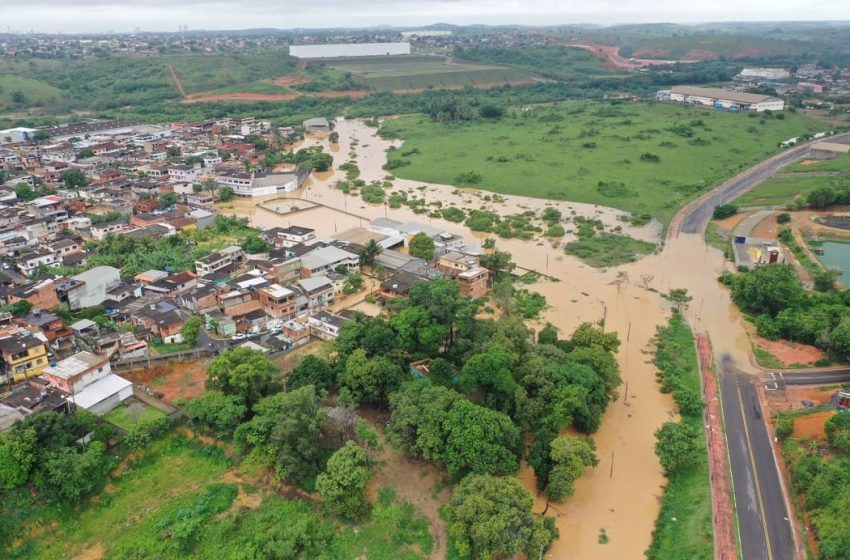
[{"left": 222, "top": 119, "right": 756, "bottom": 559}]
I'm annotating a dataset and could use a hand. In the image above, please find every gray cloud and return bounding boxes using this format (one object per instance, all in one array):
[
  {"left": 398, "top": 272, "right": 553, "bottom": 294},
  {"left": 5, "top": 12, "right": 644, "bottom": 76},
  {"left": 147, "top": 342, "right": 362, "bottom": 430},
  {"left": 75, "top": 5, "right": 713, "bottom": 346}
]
[{"left": 1, "top": 0, "right": 848, "bottom": 33}]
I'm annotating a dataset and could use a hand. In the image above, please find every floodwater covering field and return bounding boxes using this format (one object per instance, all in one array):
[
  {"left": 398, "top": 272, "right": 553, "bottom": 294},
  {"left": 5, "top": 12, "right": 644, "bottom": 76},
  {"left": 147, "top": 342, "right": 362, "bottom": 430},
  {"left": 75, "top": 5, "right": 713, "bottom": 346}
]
[
  {"left": 380, "top": 101, "right": 826, "bottom": 225},
  {"left": 221, "top": 118, "right": 759, "bottom": 559}
]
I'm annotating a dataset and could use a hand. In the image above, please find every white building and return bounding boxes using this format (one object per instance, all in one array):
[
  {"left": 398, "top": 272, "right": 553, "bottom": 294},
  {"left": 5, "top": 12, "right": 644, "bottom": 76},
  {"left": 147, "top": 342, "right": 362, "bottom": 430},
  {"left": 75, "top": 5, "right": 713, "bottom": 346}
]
[
  {"left": 217, "top": 170, "right": 302, "bottom": 197},
  {"left": 56, "top": 266, "right": 121, "bottom": 310},
  {"left": 658, "top": 86, "right": 784, "bottom": 112},
  {"left": 42, "top": 351, "right": 133, "bottom": 415},
  {"left": 738, "top": 68, "right": 791, "bottom": 81},
  {"left": 289, "top": 42, "right": 410, "bottom": 59},
  {"left": 0, "top": 127, "right": 37, "bottom": 145}
]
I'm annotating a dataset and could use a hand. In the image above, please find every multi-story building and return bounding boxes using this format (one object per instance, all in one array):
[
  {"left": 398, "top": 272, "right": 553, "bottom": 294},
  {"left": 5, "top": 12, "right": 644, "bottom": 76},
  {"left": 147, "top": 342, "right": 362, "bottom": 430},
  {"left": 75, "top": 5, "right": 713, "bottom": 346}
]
[
  {"left": 259, "top": 284, "right": 296, "bottom": 319},
  {"left": 0, "top": 333, "right": 49, "bottom": 382},
  {"left": 194, "top": 245, "right": 246, "bottom": 277}
]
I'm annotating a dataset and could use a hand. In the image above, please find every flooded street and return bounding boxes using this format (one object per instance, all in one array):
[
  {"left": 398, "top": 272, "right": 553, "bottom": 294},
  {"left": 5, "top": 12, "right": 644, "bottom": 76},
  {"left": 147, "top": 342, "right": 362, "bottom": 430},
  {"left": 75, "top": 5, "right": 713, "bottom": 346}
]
[{"left": 221, "top": 118, "right": 757, "bottom": 559}]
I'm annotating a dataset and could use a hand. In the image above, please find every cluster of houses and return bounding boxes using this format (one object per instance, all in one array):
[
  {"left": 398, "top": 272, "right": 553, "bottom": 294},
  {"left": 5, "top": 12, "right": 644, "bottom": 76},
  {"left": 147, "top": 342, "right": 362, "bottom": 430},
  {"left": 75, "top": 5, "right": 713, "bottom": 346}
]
[{"left": 0, "top": 115, "right": 497, "bottom": 432}]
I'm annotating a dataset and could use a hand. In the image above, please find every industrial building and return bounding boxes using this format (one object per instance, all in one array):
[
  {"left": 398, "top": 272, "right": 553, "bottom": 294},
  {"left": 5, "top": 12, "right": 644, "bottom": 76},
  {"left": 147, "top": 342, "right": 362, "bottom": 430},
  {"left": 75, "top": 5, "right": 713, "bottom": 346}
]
[
  {"left": 289, "top": 42, "right": 410, "bottom": 59},
  {"left": 810, "top": 142, "right": 850, "bottom": 160},
  {"left": 736, "top": 68, "right": 791, "bottom": 81},
  {"left": 657, "top": 86, "right": 785, "bottom": 112}
]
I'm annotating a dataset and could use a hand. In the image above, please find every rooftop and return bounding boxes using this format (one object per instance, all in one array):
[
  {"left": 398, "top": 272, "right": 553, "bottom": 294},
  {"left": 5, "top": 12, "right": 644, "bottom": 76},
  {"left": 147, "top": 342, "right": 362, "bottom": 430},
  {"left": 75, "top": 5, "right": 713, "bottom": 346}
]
[{"left": 44, "top": 351, "right": 106, "bottom": 380}]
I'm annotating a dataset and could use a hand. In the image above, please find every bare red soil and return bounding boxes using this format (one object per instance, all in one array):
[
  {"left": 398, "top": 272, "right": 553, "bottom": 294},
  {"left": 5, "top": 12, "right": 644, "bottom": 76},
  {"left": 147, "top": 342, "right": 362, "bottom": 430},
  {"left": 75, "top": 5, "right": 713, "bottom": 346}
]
[
  {"left": 793, "top": 411, "right": 834, "bottom": 441},
  {"left": 755, "top": 337, "right": 825, "bottom": 367},
  {"left": 269, "top": 75, "right": 312, "bottom": 87},
  {"left": 125, "top": 360, "right": 208, "bottom": 403}
]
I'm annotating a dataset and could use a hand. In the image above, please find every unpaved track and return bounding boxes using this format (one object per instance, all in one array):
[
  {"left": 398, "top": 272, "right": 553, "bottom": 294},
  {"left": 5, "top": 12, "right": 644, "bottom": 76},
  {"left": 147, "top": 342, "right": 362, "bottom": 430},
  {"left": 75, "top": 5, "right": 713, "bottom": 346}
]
[{"left": 167, "top": 64, "right": 187, "bottom": 98}]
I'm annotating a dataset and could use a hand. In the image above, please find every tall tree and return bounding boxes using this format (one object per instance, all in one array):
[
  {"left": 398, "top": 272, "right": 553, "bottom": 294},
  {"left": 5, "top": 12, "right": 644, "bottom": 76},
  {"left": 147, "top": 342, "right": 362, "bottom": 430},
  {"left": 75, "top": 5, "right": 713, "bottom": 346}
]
[
  {"left": 338, "top": 349, "right": 405, "bottom": 405},
  {"left": 545, "top": 435, "right": 598, "bottom": 501},
  {"left": 408, "top": 232, "right": 436, "bottom": 260},
  {"left": 316, "top": 441, "right": 372, "bottom": 519},
  {"left": 205, "top": 347, "right": 281, "bottom": 408},
  {"left": 479, "top": 250, "right": 516, "bottom": 282},
  {"left": 447, "top": 474, "right": 557, "bottom": 560}
]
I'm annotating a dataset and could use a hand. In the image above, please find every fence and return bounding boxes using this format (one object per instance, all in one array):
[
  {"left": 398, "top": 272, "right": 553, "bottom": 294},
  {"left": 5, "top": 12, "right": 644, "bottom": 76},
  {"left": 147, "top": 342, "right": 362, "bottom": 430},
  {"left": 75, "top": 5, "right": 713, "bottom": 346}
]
[{"left": 112, "top": 348, "right": 213, "bottom": 372}]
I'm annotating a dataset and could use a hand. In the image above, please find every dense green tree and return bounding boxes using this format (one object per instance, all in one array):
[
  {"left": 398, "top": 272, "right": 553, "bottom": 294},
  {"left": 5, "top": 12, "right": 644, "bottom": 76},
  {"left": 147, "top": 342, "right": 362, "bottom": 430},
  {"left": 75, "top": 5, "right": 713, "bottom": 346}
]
[
  {"left": 711, "top": 204, "right": 738, "bottom": 219},
  {"left": 537, "top": 323, "right": 559, "bottom": 345},
  {"left": 357, "top": 239, "right": 382, "bottom": 267},
  {"left": 15, "top": 183, "right": 36, "bottom": 202},
  {"left": 460, "top": 346, "right": 518, "bottom": 413},
  {"left": 59, "top": 169, "right": 87, "bottom": 189},
  {"left": 655, "top": 421, "right": 701, "bottom": 474},
  {"left": 545, "top": 435, "right": 598, "bottom": 501},
  {"left": 814, "top": 270, "right": 839, "bottom": 292},
  {"left": 831, "top": 322, "right": 850, "bottom": 361},
  {"left": 569, "top": 322, "right": 621, "bottom": 353},
  {"left": 444, "top": 398, "right": 520, "bottom": 477},
  {"left": 316, "top": 441, "right": 372, "bottom": 519},
  {"left": 825, "top": 412, "right": 850, "bottom": 453},
  {"left": 807, "top": 187, "right": 837, "bottom": 209},
  {"left": 408, "top": 232, "right": 436, "bottom": 260},
  {"left": 390, "top": 306, "right": 447, "bottom": 357},
  {"left": 428, "top": 357, "right": 458, "bottom": 387},
  {"left": 184, "top": 390, "right": 247, "bottom": 437},
  {"left": 727, "top": 264, "right": 805, "bottom": 317},
  {"left": 180, "top": 316, "right": 202, "bottom": 346},
  {"left": 206, "top": 347, "right": 281, "bottom": 408},
  {"left": 479, "top": 250, "right": 516, "bottom": 282},
  {"left": 338, "top": 349, "right": 406, "bottom": 405},
  {"left": 514, "top": 355, "right": 585, "bottom": 432},
  {"left": 217, "top": 186, "right": 235, "bottom": 201},
  {"left": 7, "top": 300, "right": 33, "bottom": 318},
  {"left": 287, "top": 355, "right": 335, "bottom": 392},
  {"left": 242, "top": 233, "right": 272, "bottom": 254},
  {"left": 447, "top": 474, "right": 557, "bottom": 560},
  {"left": 0, "top": 428, "right": 36, "bottom": 491},
  {"left": 159, "top": 192, "right": 178, "bottom": 208},
  {"left": 566, "top": 344, "right": 621, "bottom": 396}
]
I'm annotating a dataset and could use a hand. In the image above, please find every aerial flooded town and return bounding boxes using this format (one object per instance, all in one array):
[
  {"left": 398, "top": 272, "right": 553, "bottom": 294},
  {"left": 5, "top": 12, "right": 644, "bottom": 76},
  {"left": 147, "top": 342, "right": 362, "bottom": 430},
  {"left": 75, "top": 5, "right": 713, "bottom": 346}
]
[{"left": 2, "top": 5, "right": 850, "bottom": 560}]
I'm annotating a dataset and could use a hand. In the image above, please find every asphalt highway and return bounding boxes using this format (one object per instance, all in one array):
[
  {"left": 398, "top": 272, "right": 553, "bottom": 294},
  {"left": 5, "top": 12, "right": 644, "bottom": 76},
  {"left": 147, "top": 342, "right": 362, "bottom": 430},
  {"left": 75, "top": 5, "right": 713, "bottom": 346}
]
[{"left": 678, "top": 132, "right": 850, "bottom": 236}]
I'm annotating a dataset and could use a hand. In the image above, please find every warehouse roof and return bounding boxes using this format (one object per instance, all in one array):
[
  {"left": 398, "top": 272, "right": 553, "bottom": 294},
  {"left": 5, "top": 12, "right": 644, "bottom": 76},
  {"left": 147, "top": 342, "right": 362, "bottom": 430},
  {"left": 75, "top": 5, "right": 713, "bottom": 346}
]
[{"left": 670, "top": 86, "right": 780, "bottom": 105}]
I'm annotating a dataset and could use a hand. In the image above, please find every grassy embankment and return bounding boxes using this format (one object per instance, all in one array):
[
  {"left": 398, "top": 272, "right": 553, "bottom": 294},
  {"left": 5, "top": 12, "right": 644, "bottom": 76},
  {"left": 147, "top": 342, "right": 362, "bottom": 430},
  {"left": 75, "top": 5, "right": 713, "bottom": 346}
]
[
  {"left": 646, "top": 313, "right": 713, "bottom": 560},
  {"left": 103, "top": 404, "right": 167, "bottom": 431},
  {"left": 381, "top": 101, "right": 826, "bottom": 226},
  {"left": 11, "top": 434, "right": 432, "bottom": 560}
]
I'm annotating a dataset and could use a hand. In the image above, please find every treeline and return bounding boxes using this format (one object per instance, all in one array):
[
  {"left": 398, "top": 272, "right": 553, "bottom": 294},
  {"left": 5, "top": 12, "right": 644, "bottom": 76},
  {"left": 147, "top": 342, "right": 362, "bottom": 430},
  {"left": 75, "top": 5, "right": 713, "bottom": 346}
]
[
  {"left": 722, "top": 264, "right": 850, "bottom": 360},
  {"left": 184, "top": 277, "right": 623, "bottom": 558}
]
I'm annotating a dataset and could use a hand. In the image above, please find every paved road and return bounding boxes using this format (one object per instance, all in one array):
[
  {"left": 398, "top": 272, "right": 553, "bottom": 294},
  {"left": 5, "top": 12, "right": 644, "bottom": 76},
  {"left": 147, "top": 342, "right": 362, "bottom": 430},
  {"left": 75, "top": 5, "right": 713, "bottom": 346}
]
[
  {"left": 775, "top": 368, "right": 850, "bottom": 386},
  {"left": 675, "top": 132, "right": 850, "bottom": 237},
  {"left": 719, "top": 358, "right": 796, "bottom": 560}
]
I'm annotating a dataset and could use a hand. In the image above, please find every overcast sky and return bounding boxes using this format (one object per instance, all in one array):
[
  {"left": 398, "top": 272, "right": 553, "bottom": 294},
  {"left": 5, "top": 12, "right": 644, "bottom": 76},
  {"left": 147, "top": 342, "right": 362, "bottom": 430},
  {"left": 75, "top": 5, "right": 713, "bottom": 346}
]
[{"left": 2, "top": 0, "right": 849, "bottom": 34}]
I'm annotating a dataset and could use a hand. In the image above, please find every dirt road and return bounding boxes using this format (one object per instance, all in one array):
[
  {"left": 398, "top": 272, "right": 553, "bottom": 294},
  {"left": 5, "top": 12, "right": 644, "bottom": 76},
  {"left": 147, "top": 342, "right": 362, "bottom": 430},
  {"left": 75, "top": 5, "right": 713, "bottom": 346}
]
[{"left": 167, "top": 64, "right": 187, "bottom": 98}]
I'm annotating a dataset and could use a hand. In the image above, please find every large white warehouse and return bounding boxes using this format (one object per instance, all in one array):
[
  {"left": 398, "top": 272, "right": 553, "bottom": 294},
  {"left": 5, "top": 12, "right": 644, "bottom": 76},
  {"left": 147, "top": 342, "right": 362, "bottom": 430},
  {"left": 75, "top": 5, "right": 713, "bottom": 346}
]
[
  {"left": 657, "top": 86, "right": 784, "bottom": 112},
  {"left": 289, "top": 42, "right": 410, "bottom": 59}
]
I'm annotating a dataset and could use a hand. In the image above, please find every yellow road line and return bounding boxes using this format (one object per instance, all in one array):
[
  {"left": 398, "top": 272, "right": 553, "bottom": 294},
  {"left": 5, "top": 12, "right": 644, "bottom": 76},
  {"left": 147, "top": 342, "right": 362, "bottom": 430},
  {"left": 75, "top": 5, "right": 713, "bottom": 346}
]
[{"left": 735, "top": 380, "right": 774, "bottom": 560}]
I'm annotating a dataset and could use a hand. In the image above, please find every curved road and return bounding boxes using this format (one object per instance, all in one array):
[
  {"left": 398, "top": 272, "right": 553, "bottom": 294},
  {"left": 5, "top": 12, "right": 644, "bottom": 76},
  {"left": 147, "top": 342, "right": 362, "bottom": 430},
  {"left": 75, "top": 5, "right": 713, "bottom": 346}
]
[
  {"left": 669, "top": 131, "right": 850, "bottom": 560},
  {"left": 670, "top": 131, "right": 850, "bottom": 238}
]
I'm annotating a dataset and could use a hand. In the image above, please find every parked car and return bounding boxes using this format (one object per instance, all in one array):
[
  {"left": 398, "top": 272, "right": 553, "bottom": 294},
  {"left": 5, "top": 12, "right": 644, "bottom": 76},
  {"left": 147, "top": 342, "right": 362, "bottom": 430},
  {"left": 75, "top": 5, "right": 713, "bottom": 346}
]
[{"left": 231, "top": 333, "right": 246, "bottom": 341}]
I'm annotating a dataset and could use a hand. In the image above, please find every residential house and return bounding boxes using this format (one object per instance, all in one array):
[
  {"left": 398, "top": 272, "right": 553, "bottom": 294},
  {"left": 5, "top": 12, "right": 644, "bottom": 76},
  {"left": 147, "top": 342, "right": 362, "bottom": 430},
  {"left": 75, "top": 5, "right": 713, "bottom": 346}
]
[
  {"left": 457, "top": 267, "right": 489, "bottom": 298},
  {"left": 133, "top": 304, "right": 188, "bottom": 344},
  {"left": 264, "top": 225, "right": 316, "bottom": 248},
  {"left": 0, "top": 378, "right": 71, "bottom": 431},
  {"left": 300, "top": 245, "right": 359, "bottom": 277},
  {"left": 42, "top": 351, "right": 132, "bottom": 415},
  {"left": 437, "top": 251, "right": 480, "bottom": 277},
  {"left": 87, "top": 219, "right": 129, "bottom": 241},
  {"left": 380, "top": 270, "right": 427, "bottom": 299},
  {"left": 259, "top": 284, "right": 296, "bottom": 319},
  {"left": 0, "top": 333, "right": 49, "bottom": 383},
  {"left": 17, "top": 250, "right": 60, "bottom": 277},
  {"left": 3, "top": 277, "right": 60, "bottom": 311},
  {"left": 187, "top": 208, "right": 215, "bottom": 229},
  {"left": 55, "top": 266, "right": 121, "bottom": 310},
  {"left": 17, "top": 310, "right": 72, "bottom": 344},
  {"left": 195, "top": 245, "right": 246, "bottom": 277},
  {"left": 308, "top": 311, "right": 349, "bottom": 340},
  {"left": 295, "top": 276, "right": 335, "bottom": 313}
]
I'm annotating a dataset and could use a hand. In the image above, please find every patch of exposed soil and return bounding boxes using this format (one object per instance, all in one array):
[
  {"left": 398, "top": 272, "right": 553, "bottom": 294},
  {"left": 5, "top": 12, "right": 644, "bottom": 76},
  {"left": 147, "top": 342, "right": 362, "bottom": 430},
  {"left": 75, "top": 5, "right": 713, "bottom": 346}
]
[
  {"left": 684, "top": 49, "right": 720, "bottom": 60},
  {"left": 751, "top": 212, "right": 780, "bottom": 239},
  {"left": 735, "top": 47, "right": 770, "bottom": 58},
  {"left": 793, "top": 410, "right": 835, "bottom": 440},
  {"left": 754, "top": 337, "right": 825, "bottom": 367},
  {"left": 72, "top": 542, "right": 103, "bottom": 560},
  {"left": 632, "top": 48, "right": 671, "bottom": 59},
  {"left": 360, "top": 408, "right": 450, "bottom": 560},
  {"left": 125, "top": 359, "right": 208, "bottom": 404},
  {"left": 270, "top": 75, "right": 312, "bottom": 87},
  {"left": 713, "top": 212, "right": 750, "bottom": 231}
]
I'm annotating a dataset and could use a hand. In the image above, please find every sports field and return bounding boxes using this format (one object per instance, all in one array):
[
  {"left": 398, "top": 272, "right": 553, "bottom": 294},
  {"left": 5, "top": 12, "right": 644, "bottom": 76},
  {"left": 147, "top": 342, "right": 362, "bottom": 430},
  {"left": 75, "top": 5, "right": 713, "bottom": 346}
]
[
  {"left": 324, "top": 55, "right": 540, "bottom": 90},
  {"left": 381, "top": 101, "right": 827, "bottom": 225}
]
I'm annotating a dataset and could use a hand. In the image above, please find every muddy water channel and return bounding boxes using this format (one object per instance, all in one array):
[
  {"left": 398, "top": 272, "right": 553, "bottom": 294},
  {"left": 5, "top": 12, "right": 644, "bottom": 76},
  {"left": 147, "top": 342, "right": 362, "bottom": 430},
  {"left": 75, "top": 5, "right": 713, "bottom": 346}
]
[{"left": 222, "top": 119, "right": 756, "bottom": 559}]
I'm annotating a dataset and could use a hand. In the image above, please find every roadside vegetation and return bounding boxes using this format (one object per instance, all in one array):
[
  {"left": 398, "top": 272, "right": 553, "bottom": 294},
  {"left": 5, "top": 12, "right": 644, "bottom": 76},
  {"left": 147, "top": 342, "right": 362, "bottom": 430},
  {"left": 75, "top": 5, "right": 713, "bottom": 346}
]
[
  {"left": 381, "top": 100, "right": 825, "bottom": 225},
  {"left": 777, "top": 402, "right": 850, "bottom": 559},
  {"left": 647, "top": 312, "right": 713, "bottom": 560},
  {"left": 721, "top": 264, "right": 850, "bottom": 361}
]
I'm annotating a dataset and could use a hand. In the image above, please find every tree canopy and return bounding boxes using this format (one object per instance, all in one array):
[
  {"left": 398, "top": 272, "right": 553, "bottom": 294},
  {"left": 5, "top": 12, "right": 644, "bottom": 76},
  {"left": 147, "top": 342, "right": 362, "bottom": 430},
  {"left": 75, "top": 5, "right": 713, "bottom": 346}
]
[{"left": 205, "top": 347, "right": 281, "bottom": 408}]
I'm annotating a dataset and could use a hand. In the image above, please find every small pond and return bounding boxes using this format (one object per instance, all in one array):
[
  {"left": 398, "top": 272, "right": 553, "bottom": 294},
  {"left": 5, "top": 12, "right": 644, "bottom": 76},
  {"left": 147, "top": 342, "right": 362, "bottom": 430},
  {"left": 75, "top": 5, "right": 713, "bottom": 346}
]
[{"left": 816, "top": 241, "right": 850, "bottom": 284}]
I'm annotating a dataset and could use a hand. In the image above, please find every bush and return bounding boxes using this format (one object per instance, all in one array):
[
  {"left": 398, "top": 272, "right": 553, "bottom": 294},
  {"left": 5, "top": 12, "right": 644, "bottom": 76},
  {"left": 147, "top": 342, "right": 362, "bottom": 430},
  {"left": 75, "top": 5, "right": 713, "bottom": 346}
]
[
  {"left": 712, "top": 204, "right": 738, "bottom": 220},
  {"left": 775, "top": 416, "right": 794, "bottom": 440},
  {"left": 776, "top": 212, "right": 791, "bottom": 224}
]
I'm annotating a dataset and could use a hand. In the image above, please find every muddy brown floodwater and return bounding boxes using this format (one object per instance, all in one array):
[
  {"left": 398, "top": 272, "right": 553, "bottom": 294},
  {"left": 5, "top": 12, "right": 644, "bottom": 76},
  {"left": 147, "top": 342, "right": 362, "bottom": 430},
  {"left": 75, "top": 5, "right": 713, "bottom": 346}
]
[{"left": 221, "top": 119, "right": 758, "bottom": 559}]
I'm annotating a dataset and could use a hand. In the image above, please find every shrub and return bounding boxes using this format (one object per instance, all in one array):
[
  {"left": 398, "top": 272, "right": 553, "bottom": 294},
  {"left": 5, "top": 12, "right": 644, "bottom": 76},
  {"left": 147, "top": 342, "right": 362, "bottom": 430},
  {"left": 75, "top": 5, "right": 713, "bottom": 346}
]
[
  {"left": 776, "top": 212, "right": 791, "bottom": 224},
  {"left": 712, "top": 204, "right": 738, "bottom": 220}
]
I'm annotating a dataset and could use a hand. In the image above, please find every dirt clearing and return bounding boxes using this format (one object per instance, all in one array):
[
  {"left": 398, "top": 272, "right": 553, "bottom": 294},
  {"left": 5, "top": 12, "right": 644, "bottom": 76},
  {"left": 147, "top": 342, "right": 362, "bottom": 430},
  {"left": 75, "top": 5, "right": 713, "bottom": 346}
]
[
  {"left": 793, "top": 411, "right": 835, "bottom": 441},
  {"left": 125, "top": 359, "right": 209, "bottom": 404},
  {"left": 754, "top": 337, "right": 825, "bottom": 367}
]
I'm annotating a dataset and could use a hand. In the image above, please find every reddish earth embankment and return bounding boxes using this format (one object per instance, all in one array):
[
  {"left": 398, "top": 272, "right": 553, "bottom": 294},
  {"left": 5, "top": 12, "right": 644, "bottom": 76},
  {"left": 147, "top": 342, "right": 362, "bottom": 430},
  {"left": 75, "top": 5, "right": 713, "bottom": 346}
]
[{"left": 697, "top": 333, "right": 738, "bottom": 560}]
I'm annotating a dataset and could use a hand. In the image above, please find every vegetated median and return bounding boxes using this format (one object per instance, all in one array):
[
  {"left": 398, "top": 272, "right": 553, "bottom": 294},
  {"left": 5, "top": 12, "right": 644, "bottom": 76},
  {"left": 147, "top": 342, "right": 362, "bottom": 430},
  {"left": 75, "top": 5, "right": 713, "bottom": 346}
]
[
  {"left": 379, "top": 100, "right": 827, "bottom": 226},
  {"left": 646, "top": 312, "right": 713, "bottom": 560}
]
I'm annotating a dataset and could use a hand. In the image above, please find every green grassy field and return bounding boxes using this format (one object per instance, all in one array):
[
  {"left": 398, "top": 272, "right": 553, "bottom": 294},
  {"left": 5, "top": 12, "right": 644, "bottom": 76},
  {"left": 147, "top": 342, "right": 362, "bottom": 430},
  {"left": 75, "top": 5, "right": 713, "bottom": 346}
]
[
  {"left": 11, "top": 435, "right": 433, "bottom": 560},
  {"left": 0, "top": 75, "right": 63, "bottom": 108},
  {"left": 103, "top": 403, "right": 167, "bottom": 431},
  {"left": 783, "top": 153, "right": 850, "bottom": 173},
  {"left": 381, "top": 101, "right": 827, "bottom": 225},
  {"left": 646, "top": 314, "right": 713, "bottom": 560},
  {"left": 733, "top": 175, "right": 831, "bottom": 207},
  {"left": 456, "top": 46, "right": 622, "bottom": 81},
  {"left": 325, "top": 55, "right": 539, "bottom": 90}
]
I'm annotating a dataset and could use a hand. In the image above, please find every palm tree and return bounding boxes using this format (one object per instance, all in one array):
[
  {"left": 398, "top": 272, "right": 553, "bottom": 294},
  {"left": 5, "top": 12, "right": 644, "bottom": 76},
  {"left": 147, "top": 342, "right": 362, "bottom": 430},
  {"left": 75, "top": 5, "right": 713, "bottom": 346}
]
[{"left": 358, "top": 240, "right": 382, "bottom": 267}]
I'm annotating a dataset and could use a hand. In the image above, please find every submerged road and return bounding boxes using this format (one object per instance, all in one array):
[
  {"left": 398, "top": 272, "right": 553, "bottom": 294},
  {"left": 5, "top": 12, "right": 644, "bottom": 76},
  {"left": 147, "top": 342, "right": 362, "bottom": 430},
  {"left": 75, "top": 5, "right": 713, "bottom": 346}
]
[{"left": 669, "top": 131, "right": 850, "bottom": 559}]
